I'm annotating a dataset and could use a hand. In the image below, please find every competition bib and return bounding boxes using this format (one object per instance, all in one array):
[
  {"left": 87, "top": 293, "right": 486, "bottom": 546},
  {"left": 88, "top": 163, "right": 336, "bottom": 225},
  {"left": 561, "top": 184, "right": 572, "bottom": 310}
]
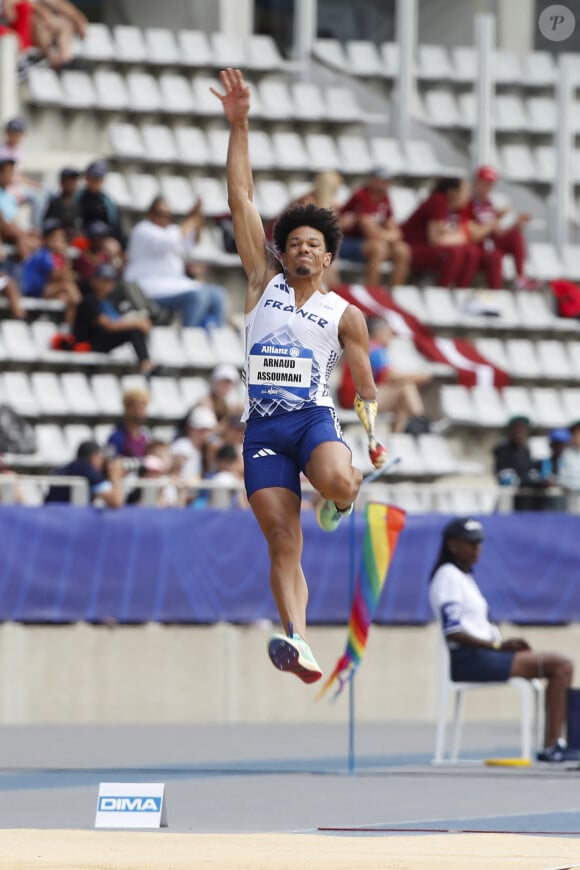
[{"left": 248, "top": 342, "right": 313, "bottom": 401}]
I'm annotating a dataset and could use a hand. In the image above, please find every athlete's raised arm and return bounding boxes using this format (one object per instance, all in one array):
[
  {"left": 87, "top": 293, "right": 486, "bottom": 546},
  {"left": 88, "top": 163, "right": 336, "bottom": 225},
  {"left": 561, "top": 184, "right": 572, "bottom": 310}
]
[{"left": 211, "top": 68, "right": 276, "bottom": 311}]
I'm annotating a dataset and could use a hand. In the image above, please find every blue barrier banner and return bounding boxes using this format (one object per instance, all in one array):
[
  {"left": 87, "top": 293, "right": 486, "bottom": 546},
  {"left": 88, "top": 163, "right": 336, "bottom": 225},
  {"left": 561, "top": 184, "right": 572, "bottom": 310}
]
[{"left": 0, "top": 506, "right": 578, "bottom": 624}]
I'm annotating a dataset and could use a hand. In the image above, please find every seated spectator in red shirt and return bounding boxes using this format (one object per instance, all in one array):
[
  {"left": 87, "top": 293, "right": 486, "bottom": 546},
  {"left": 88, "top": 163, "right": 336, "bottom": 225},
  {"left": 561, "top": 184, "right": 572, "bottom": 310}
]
[
  {"left": 339, "top": 167, "right": 411, "bottom": 288},
  {"left": 75, "top": 220, "right": 123, "bottom": 281},
  {"left": 464, "top": 165, "right": 536, "bottom": 290},
  {"left": 20, "top": 218, "right": 80, "bottom": 325},
  {"left": 338, "top": 316, "right": 432, "bottom": 433},
  {"left": 402, "top": 177, "right": 480, "bottom": 289},
  {"left": 106, "top": 387, "right": 151, "bottom": 459}
]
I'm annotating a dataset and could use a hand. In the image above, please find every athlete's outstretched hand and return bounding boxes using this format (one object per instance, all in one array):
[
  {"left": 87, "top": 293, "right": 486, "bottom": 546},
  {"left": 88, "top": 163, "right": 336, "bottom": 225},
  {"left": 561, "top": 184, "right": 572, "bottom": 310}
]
[{"left": 210, "top": 68, "right": 251, "bottom": 124}]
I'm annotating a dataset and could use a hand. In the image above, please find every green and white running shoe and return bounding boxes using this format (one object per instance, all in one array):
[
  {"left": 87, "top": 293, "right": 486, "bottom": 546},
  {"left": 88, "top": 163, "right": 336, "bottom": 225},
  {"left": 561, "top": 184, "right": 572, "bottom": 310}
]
[
  {"left": 316, "top": 499, "right": 353, "bottom": 532},
  {"left": 268, "top": 632, "right": 323, "bottom": 683}
]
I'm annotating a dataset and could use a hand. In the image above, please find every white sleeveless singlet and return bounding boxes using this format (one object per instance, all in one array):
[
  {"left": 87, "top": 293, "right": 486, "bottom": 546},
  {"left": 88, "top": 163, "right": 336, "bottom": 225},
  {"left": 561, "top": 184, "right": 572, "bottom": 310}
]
[{"left": 242, "top": 273, "right": 349, "bottom": 420}]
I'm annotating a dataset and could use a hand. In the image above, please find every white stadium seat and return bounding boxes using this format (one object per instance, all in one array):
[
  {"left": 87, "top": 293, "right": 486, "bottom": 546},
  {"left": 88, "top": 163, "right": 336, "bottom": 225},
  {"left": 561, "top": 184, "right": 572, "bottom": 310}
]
[
  {"left": 561, "top": 388, "right": 580, "bottom": 421},
  {"left": 1, "top": 372, "right": 38, "bottom": 416},
  {"left": 525, "top": 244, "right": 564, "bottom": 282},
  {"left": 451, "top": 46, "right": 475, "bottom": 83},
  {"left": 505, "top": 338, "right": 542, "bottom": 379},
  {"left": 60, "top": 373, "right": 99, "bottom": 417},
  {"left": 144, "top": 27, "right": 181, "bottom": 65},
  {"left": 440, "top": 385, "right": 476, "bottom": 425},
  {"left": 521, "top": 51, "right": 557, "bottom": 86},
  {"left": 499, "top": 144, "right": 536, "bottom": 182},
  {"left": 63, "top": 424, "right": 94, "bottom": 455},
  {"left": 245, "top": 33, "right": 284, "bottom": 71},
  {"left": 345, "top": 39, "right": 384, "bottom": 77},
  {"left": 336, "top": 134, "right": 372, "bottom": 174},
  {"left": 179, "top": 377, "right": 210, "bottom": 408},
  {"left": 526, "top": 97, "right": 557, "bottom": 134},
  {"left": 159, "top": 74, "right": 196, "bottom": 114},
  {"left": 113, "top": 25, "right": 147, "bottom": 64},
  {"left": 210, "top": 32, "right": 246, "bottom": 69},
  {"left": 531, "top": 387, "right": 568, "bottom": 428},
  {"left": 248, "top": 130, "right": 275, "bottom": 171},
  {"left": 126, "top": 173, "right": 160, "bottom": 212},
  {"left": 210, "top": 327, "right": 244, "bottom": 368},
  {"left": 61, "top": 70, "right": 97, "bottom": 109},
  {"left": 423, "top": 286, "right": 460, "bottom": 328},
  {"left": 191, "top": 77, "right": 224, "bottom": 116},
  {"left": 181, "top": 328, "right": 217, "bottom": 368},
  {"left": 423, "top": 89, "right": 461, "bottom": 129},
  {"left": 1, "top": 321, "right": 37, "bottom": 361},
  {"left": 303, "top": 133, "right": 341, "bottom": 172},
  {"left": 257, "top": 78, "right": 295, "bottom": 121},
  {"left": 27, "top": 67, "right": 63, "bottom": 104},
  {"left": 35, "top": 424, "right": 69, "bottom": 466},
  {"left": 91, "top": 374, "right": 123, "bottom": 416},
  {"left": 471, "top": 386, "right": 508, "bottom": 428},
  {"left": 175, "top": 127, "right": 211, "bottom": 166},
  {"left": 141, "top": 124, "right": 179, "bottom": 163},
  {"left": 159, "top": 175, "right": 196, "bottom": 214},
  {"left": 206, "top": 128, "right": 232, "bottom": 168},
  {"left": 325, "top": 85, "right": 362, "bottom": 123},
  {"left": 178, "top": 30, "right": 212, "bottom": 67},
  {"left": 81, "top": 23, "right": 115, "bottom": 62},
  {"left": 94, "top": 70, "right": 129, "bottom": 111},
  {"left": 534, "top": 146, "right": 556, "bottom": 183},
  {"left": 418, "top": 44, "right": 455, "bottom": 80},
  {"left": 312, "top": 39, "right": 347, "bottom": 71},
  {"left": 271, "top": 131, "right": 309, "bottom": 171},
  {"left": 108, "top": 122, "right": 145, "bottom": 160},
  {"left": 380, "top": 42, "right": 399, "bottom": 78},
  {"left": 404, "top": 140, "right": 442, "bottom": 177},
  {"left": 495, "top": 95, "right": 528, "bottom": 132},
  {"left": 31, "top": 373, "right": 69, "bottom": 416},
  {"left": 502, "top": 386, "right": 534, "bottom": 423},
  {"left": 191, "top": 177, "right": 229, "bottom": 217},
  {"left": 536, "top": 340, "right": 575, "bottom": 380},
  {"left": 493, "top": 50, "right": 523, "bottom": 85},
  {"left": 370, "top": 137, "right": 405, "bottom": 176},
  {"left": 104, "top": 172, "right": 132, "bottom": 209},
  {"left": 148, "top": 327, "right": 188, "bottom": 368},
  {"left": 126, "top": 72, "right": 163, "bottom": 113},
  {"left": 147, "top": 377, "right": 185, "bottom": 419},
  {"left": 290, "top": 81, "right": 325, "bottom": 122},
  {"left": 254, "top": 179, "right": 290, "bottom": 220}
]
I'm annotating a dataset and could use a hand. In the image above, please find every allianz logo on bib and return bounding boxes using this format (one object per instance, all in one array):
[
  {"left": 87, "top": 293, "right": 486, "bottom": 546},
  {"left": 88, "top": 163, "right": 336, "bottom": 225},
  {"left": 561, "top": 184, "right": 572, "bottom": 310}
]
[{"left": 98, "top": 796, "right": 162, "bottom": 812}]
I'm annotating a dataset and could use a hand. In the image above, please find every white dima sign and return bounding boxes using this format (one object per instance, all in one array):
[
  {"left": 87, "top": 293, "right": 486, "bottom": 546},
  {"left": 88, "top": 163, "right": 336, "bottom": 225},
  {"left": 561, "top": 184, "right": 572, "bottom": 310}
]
[{"left": 95, "top": 782, "right": 168, "bottom": 829}]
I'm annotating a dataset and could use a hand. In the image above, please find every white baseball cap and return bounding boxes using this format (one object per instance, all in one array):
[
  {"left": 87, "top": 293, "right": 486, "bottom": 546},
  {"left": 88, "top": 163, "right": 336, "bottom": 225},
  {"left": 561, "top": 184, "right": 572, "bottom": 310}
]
[
  {"left": 211, "top": 364, "right": 240, "bottom": 384},
  {"left": 187, "top": 406, "right": 218, "bottom": 429}
]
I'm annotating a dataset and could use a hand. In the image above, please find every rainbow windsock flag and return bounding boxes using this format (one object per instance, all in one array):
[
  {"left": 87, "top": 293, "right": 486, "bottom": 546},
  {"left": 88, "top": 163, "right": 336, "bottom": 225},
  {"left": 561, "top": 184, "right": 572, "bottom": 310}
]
[{"left": 317, "top": 502, "right": 406, "bottom": 700}]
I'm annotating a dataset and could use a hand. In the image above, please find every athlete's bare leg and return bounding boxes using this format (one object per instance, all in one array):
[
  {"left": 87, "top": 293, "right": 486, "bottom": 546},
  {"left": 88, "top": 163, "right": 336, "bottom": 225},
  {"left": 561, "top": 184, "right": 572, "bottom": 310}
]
[
  {"left": 306, "top": 440, "right": 362, "bottom": 511},
  {"left": 249, "top": 486, "right": 308, "bottom": 637}
]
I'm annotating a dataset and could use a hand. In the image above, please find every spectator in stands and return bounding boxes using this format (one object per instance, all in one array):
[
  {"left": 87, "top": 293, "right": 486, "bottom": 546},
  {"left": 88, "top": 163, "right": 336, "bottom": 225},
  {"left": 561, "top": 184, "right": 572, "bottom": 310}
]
[
  {"left": 402, "top": 177, "right": 480, "bottom": 289},
  {"left": 73, "top": 262, "right": 159, "bottom": 377},
  {"left": 76, "top": 160, "right": 125, "bottom": 246},
  {"left": 170, "top": 404, "right": 219, "bottom": 484},
  {"left": 125, "top": 196, "right": 227, "bottom": 329},
  {"left": 204, "top": 441, "right": 247, "bottom": 509},
  {"left": 125, "top": 445, "right": 187, "bottom": 508},
  {"left": 0, "top": 117, "right": 44, "bottom": 219},
  {"left": 339, "top": 167, "right": 411, "bottom": 288},
  {"left": 209, "top": 363, "right": 244, "bottom": 425},
  {"left": 31, "top": 0, "right": 87, "bottom": 69},
  {"left": 0, "top": 270, "right": 25, "bottom": 319},
  {"left": 493, "top": 415, "right": 551, "bottom": 511},
  {"left": 338, "top": 316, "right": 432, "bottom": 434},
  {"left": 557, "top": 421, "right": 580, "bottom": 498},
  {"left": 0, "top": 155, "right": 38, "bottom": 260},
  {"left": 21, "top": 218, "right": 80, "bottom": 325},
  {"left": 106, "top": 387, "right": 151, "bottom": 460},
  {"left": 42, "top": 166, "right": 81, "bottom": 241},
  {"left": 44, "top": 439, "right": 125, "bottom": 507},
  {"left": 75, "top": 220, "right": 123, "bottom": 281},
  {"left": 429, "top": 515, "right": 575, "bottom": 763},
  {"left": 466, "top": 166, "right": 536, "bottom": 291}
]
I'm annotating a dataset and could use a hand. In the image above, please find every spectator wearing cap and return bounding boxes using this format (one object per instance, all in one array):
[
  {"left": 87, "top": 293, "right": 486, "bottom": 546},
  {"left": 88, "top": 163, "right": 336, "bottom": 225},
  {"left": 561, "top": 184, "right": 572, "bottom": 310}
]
[
  {"left": 170, "top": 404, "right": 219, "bottom": 483},
  {"left": 0, "top": 155, "right": 38, "bottom": 261},
  {"left": 76, "top": 160, "right": 125, "bottom": 246},
  {"left": 557, "top": 422, "right": 580, "bottom": 503},
  {"left": 125, "top": 195, "right": 227, "bottom": 329},
  {"left": 429, "top": 515, "right": 574, "bottom": 763},
  {"left": 44, "top": 440, "right": 125, "bottom": 507},
  {"left": 463, "top": 166, "right": 536, "bottom": 290},
  {"left": 75, "top": 220, "right": 123, "bottom": 281},
  {"left": 21, "top": 218, "right": 80, "bottom": 324},
  {"left": 72, "top": 262, "right": 158, "bottom": 376},
  {"left": 106, "top": 387, "right": 151, "bottom": 460},
  {"left": 209, "top": 364, "right": 243, "bottom": 423},
  {"left": 493, "top": 415, "right": 552, "bottom": 511},
  {"left": 42, "top": 166, "right": 82, "bottom": 241},
  {"left": 402, "top": 177, "right": 480, "bottom": 289},
  {"left": 339, "top": 167, "right": 411, "bottom": 288}
]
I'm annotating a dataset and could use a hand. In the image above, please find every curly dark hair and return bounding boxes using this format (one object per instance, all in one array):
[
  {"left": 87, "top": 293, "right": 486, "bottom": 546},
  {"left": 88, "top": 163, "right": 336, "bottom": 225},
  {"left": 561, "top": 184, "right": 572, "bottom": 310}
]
[{"left": 272, "top": 203, "right": 343, "bottom": 261}]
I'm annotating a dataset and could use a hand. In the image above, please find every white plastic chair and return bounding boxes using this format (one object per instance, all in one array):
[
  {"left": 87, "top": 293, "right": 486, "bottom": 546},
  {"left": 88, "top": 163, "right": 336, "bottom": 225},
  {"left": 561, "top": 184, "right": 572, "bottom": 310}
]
[{"left": 433, "top": 640, "right": 545, "bottom": 764}]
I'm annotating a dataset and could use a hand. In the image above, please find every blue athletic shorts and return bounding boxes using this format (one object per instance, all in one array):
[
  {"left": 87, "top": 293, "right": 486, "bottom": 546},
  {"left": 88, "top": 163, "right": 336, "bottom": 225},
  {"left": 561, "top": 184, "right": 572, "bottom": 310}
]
[
  {"left": 450, "top": 647, "right": 514, "bottom": 683},
  {"left": 243, "top": 405, "right": 348, "bottom": 499}
]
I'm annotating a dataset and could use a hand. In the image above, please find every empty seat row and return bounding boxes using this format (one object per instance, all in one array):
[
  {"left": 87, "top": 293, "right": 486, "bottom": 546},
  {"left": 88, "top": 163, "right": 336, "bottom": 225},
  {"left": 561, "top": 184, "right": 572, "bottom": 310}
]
[
  {"left": 498, "top": 143, "right": 580, "bottom": 185},
  {"left": 0, "top": 321, "right": 244, "bottom": 370},
  {"left": 105, "top": 122, "right": 443, "bottom": 180},
  {"left": 313, "top": 40, "right": 562, "bottom": 86},
  {"left": 77, "top": 25, "right": 285, "bottom": 71},
  {"left": 27, "top": 68, "right": 364, "bottom": 124},
  {"left": 418, "top": 91, "right": 580, "bottom": 135},
  {"left": 0, "top": 370, "right": 215, "bottom": 421},
  {"left": 440, "top": 384, "right": 580, "bottom": 429},
  {"left": 393, "top": 284, "right": 578, "bottom": 330}
]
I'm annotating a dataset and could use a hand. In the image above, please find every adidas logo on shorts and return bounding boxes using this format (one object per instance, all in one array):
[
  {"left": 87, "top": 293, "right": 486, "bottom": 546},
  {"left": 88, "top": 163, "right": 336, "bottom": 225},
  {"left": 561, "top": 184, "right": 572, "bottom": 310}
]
[{"left": 253, "top": 448, "right": 277, "bottom": 458}]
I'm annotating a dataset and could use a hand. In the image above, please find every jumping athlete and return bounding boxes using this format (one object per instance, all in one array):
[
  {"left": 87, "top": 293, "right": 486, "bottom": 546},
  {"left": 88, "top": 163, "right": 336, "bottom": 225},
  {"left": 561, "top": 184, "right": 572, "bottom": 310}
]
[{"left": 212, "top": 68, "right": 387, "bottom": 683}]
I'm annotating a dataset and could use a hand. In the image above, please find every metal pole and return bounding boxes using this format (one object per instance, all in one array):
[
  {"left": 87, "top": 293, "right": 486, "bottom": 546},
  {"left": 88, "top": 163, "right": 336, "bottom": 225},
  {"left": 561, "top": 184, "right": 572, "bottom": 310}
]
[
  {"left": 552, "top": 54, "right": 572, "bottom": 252},
  {"left": 348, "top": 507, "right": 356, "bottom": 774},
  {"left": 292, "top": 0, "right": 317, "bottom": 73},
  {"left": 472, "top": 14, "right": 495, "bottom": 170},
  {"left": 393, "top": 0, "right": 417, "bottom": 147}
]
